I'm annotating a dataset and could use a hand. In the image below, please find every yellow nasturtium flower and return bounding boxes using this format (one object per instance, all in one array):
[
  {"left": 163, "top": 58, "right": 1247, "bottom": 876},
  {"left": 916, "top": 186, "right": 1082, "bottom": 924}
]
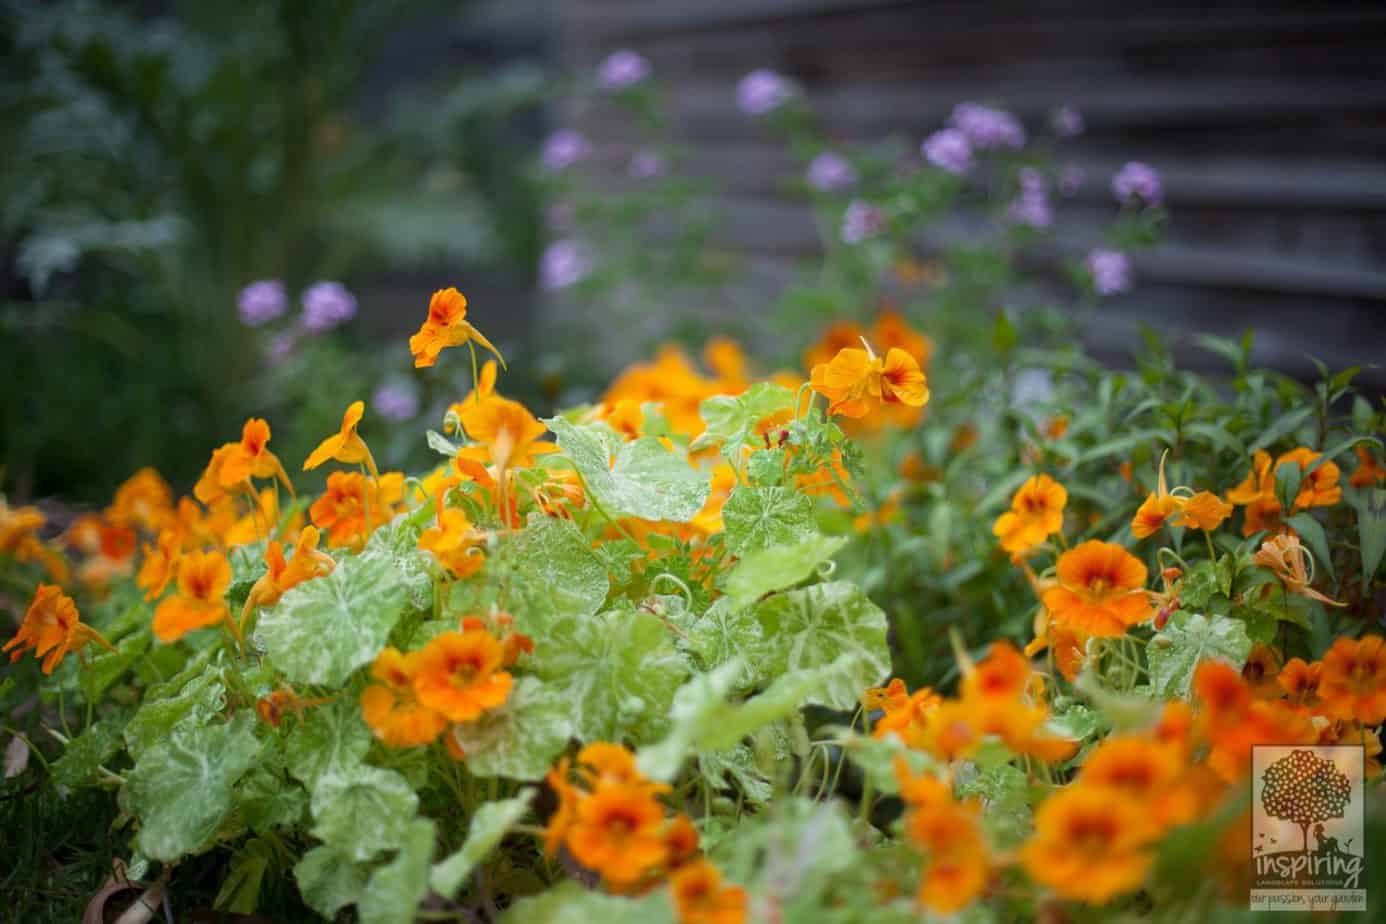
[
  {"left": 303, "top": 400, "right": 378, "bottom": 477},
  {"left": 409, "top": 287, "right": 505, "bottom": 370},
  {"left": 809, "top": 340, "right": 928, "bottom": 419}
]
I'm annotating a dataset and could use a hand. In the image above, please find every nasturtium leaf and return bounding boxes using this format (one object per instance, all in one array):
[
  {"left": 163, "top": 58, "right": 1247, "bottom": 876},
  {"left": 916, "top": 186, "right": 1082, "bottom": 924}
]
[
  {"left": 685, "top": 598, "right": 766, "bottom": 678},
  {"left": 80, "top": 630, "right": 149, "bottom": 701},
  {"left": 52, "top": 712, "right": 126, "bottom": 788},
  {"left": 640, "top": 659, "right": 855, "bottom": 781},
  {"left": 692, "top": 382, "right": 796, "bottom": 460},
  {"left": 747, "top": 582, "right": 890, "bottom": 709},
  {"left": 449, "top": 677, "right": 573, "bottom": 780},
  {"left": 720, "top": 485, "right": 817, "bottom": 556},
  {"left": 500, "top": 882, "right": 676, "bottom": 924},
  {"left": 699, "top": 745, "right": 773, "bottom": 806},
  {"left": 227, "top": 541, "right": 268, "bottom": 608},
  {"left": 534, "top": 607, "right": 689, "bottom": 743},
  {"left": 295, "top": 845, "right": 370, "bottom": 919},
  {"left": 491, "top": 513, "right": 610, "bottom": 634},
  {"left": 431, "top": 792, "right": 536, "bottom": 898},
  {"left": 545, "top": 417, "right": 710, "bottom": 522},
  {"left": 285, "top": 697, "right": 372, "bottom": 788},
  {"left": 957, "top": 764, "right": 1032, "bottom": 848},
  {"left": 123, "top": 655, "right": 225, "bottom": 761},
  {"left": 256, "top": 546, "right": 409, "bottom": 686},
  {"left": 359, "top": 818, "right": 437, "bottom": 924},
  {"left": 310, "top": 764, "right": 419, "bottom": 863},
  {"left": 125, "top": 712, "right": 264, "bottom": 862},
  {"left": 723, "top": 534, "right": 845, "bottom": 610},
  {"left": 712, "top": 796, "right": 856, "bottom": 907},
  {"left": 364, "top": 513, "right": 434, "bottom": 611},
  {"left": 1147, "top": 612, "right": 1253, "bottom": 700},
  {"left": 215, "top": 837, "right": 274, "bottom": 915},
  {"left": 233, "top": 765, "right": 308, "bottom": 833}
]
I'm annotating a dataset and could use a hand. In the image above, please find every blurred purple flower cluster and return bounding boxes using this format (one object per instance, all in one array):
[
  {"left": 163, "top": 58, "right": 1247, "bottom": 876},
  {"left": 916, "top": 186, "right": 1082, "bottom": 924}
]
[
  {"left": 301, "top": 282, "right": 358, "bottom": 332},
  {"left": 372, "top": 381, "right": 420, "bottom": 422},
  {"left": 236, "top": 279, "right": 360, "bottom": 363},
  {"left": 921, "top": 129, "right": 972, "bottom": 175},
  {"left": 1008, "top": 168, "right": 1052, "bottom": 229},
  {"left": 598, "top": 50, "right": 651, "bottom": 91},
  {"left": 628, "top": 148, "right": 663, "bottom": 179},
  {"left": 542, "top": 240, "right": 593, "bottom": 290},
  {"left": 840, "top": 200, "right": 885, "bottom": 244},
  {"left": 542, "top": 130, "right": 592, "bottom": 172},
  {"left": 949, "top": 102, "right": 1026, "bottom": 151},
  {"left": 737, "top": 69, "right": 795, "bottom": 116},
  {"left": 1086, "top": 249, "right": 1132, "bottom": 296},
  {"left": 237, "top": 280, "right": 287, "bottom": 326},
  {"left": 806, "top": 152, "right": 857, "bottom": 192},
  {"left": 1051, "top": 105, "right": 1084, "bottom": 138},
  {"left": 1112, "top": 162, "right": 1162, "bottom": 208}
]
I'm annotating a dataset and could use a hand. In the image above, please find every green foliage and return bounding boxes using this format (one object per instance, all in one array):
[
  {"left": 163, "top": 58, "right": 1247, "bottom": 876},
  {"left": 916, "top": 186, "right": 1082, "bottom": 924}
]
[
  {"left": 1148, "top": 612, "right": 1253, "bottom": 699},
  {"left": 546, "top": 417, "right": 711, "bottom": 522}
]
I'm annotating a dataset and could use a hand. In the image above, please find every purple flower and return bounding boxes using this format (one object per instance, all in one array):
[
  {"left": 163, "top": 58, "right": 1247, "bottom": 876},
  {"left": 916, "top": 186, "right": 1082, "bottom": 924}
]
[
  {"left": 1112, "top": 162, "right": 1162, "bottom": 208},
  {"left": 300, "top": 281, "right": 358, "bottom": 332},
  {"left": 840, "top": 200, "right": 885, "bottom": 244},
  {"left": 1086, "top": 249, "right": 1132, "bottom": 296},
  {"left": 806, "top": 152, "right": 857, "bottom": 192},
  {"left": 1059, "top": 165, "right": 1086, "bottom": 197},
  {"left": 373, "top": 381, "right": 420, "bottom": 422},
  {"left": 541, "top": 240, "right": 592, "bottom": 290},
  {"left": 628, "top": 148, "right": 663, "bottom": 179},
  {"left": 598, "top": 50, "right": 651, "bottom": 91},
  {"left": 1051, "top": 105, "right": 1084, "bottom": 138},
  {"left": 1008, "top": 168, "right": 1052, "bottom": 228},
  {"left": 949, "top": 102, "right": 1026, "bottom": 151},
  {"left": 237, "top": 280, "right": 287, "bottom": 326},
  {"left": 921, "top": 129, "right": 973, "bottom": 175},
  {"left": 542, "top": 130, "right": 591, "bottom": 171},
  {"left": 737, "top": 69, "right": 794, "bottom": 116}
]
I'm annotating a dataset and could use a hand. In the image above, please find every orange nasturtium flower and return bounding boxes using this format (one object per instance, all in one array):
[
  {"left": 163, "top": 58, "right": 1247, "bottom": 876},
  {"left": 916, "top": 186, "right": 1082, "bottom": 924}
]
[
  {"left": 671, "top": 860, "right": 748, "bottom": 924},
  {"left": 303, "top": 400, "right": 378, "bottom": 477},
  {"left": 0, "top": 501, "right": 69, "bottom": 584},
  {"left": 4, "top": 584, "right": 112, "bottom": 674},
  {"left": 217, "top": 418, "right": 294, "bottom": 495},
  {"left": 418, "top": 508, "right": 486, "bottom": 578},
  {"left": 409, "top": 287, "right": 505, "bottom": 370},
  {"left": 361, "top": 647, "right": 449, "bottom": 747},
  {"left": 1019, "top": 785, "right": 1158, "bottom": 904},
  {"left": 309, "top": 471, "right": 396, "bottom": 549},
  {"left": 1227, "top": 447, "right": 1341, "bottom": 535},
  {"left": 893, "top": 758, "right": 990, "bottom": 914},
  {"left": 456, "top": 391, "right": 556, "bottom": 472},
  {"left": 1250, "top": 533, "right": 1343, "bottom": 607},
  {"left": 1131, "top": 454, "right": 1182, "bottom": 539},
  {"left": 1350, "top": 445, "right": 1386, "bottom": 487},
  {"left": 136, "top": 529, "right": 182, "bottom": 601},
  {"left": 808, "top": 340, "right": 928, "bottom": 419},
  {"left": 802, "top": 320, "right": 867, "bottom": 374},
  {"left": 107, "top": 467, "right": 175, "bottom": 532},
  {"left": 241, "top": 526, "right": 335, "bottom": 623},
  {"left": 412, "top": 628, "right": 513, "bottom": 722},
  {"left": 567, "top": 782, "right": 670, "bottom": 887},
  {"left": 1173, "top": 491, "right": 1233, "bottom": 532},
  {"left": 1042, "top": 540, "right": 1151, "bottom": 637},
  {"left": 1318, "top": 635, "right": 1386, "bottom": 725},
  {"left": 992, "top": 474, "right": 1066, "bottom": 554},
  {"left": 1278, "top": 657, "right": 1322, "bottom": 711},
  {"left": 152, "top": 549, "right": 233, "bottom": 642}
]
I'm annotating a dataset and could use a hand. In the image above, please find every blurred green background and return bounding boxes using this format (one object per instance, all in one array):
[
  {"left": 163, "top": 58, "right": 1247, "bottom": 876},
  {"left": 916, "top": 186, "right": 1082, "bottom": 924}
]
[{"left": 1, "top": 0, "right": 553, "bottom": 505}]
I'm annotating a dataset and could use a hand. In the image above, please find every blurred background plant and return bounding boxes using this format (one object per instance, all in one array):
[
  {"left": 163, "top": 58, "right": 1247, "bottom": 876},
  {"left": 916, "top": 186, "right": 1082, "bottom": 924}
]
[{"left": 0, "top": 0, "right": 548, "bottom": 504}]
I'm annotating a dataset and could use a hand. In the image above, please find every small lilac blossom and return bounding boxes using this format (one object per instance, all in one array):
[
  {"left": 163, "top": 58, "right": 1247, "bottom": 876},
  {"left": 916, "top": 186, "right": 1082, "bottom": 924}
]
[
  {"left": 598, "top": 50, "right": 650, "bottom": 91},
  {"left": 1008, "top": 169, "right": 1052, "bottom": 228},
  {"left": 921, "top": 129, "right": 972, "bottom": 175},
  {"left": 541, "top": 240, "right": 592, "bottom": 290},
  {"left": 372, "top": 382, "right": 420, "bottom": 422},
  {"left": 1086, "top": 249, "right": 1132, "bottom": 296},
  {"left": 1112, "top": 161, "right": 1162, "bottom": 208},
  {"left": 237, "top": 280, "right": 287, "bottom": 326},
  {"left": 300, "top": 281, "right": 357, "bottom": 332},
  {"left": 1051, "top": 105, "right": 1084, "bottom": 137},
  {"left": 1059, "top": 165, "right": 1086, "bottom": 197},
  {"left": 806, "top": 152, "right": 857, "bottom": 192},
  {"left": 541, "top": 130, "right": 591, "bottom": 171},
  {"left": 737, "top": 69, "right": 794, "bottom": 116},
  {"left": 628, "top": 148, "right": 663, "bottom": 179},
  {"left": 949, "top": 102, "right": 1026, "bottom": 151},
  {"left": 840, "top": 200, "right": 885, "bottom": 244}
]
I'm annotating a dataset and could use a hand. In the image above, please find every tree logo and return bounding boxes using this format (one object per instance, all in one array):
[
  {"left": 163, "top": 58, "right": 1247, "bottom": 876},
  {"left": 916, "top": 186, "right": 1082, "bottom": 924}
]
[{"left": 1251, "top": 745, "right": 1365, "bottom": 913}]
